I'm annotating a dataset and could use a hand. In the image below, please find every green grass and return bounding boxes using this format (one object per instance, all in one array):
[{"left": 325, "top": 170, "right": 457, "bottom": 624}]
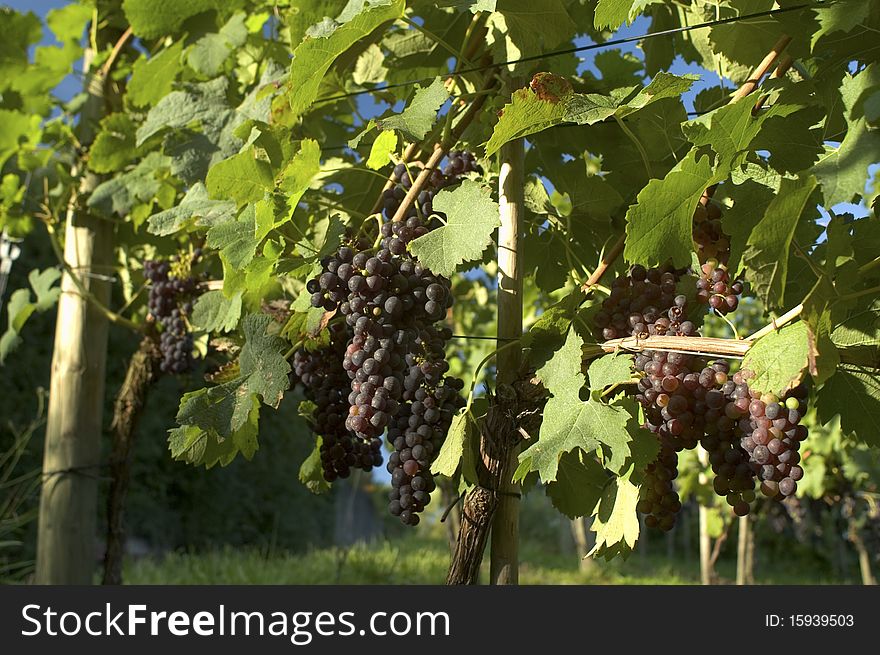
[{"left": 123, "top": 535, "right": 853, "bottom": 585}]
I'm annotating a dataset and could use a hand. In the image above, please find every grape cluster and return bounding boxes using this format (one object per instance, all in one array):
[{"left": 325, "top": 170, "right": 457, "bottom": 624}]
[
  {"left": 593, "top": 264, "right": 695, "bottom": 341},
  {"left": 692, "top": 201, "right": 744, "bottom": 315},
  {"left": 380, "top": 150, "right": 481, "bottom": 224},
  {"left": 636, "top": 443, "right": 681, "bottom": 531},
  {"left": 735, "top": 370, "right": 808, "bottom": 499},
  {"left": 299, "top": 152, "right": 476, "bottom": 524},
  {"left": 144, "top": 253, "right": 201, "bottom": 374},
  {"left": 292, "top": 324, "right": 383, "bottom": 482},
  {"left": 387, "top": 376, "right": 465, "bottom": 525}
]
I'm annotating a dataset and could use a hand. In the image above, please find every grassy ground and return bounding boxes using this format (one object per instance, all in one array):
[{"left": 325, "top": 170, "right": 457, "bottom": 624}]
[{"left": 123, "top": 535, "right": 851, "bottom": 585}]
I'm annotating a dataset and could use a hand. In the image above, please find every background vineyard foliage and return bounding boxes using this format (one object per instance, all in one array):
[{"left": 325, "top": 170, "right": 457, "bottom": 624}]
[{"left": 0, "top": 0, "right": 879, "bottom": 579}]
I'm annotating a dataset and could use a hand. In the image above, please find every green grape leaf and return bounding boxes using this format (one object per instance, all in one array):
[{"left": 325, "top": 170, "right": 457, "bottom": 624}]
[
  {"left": 624, "top": 149, "right": 722, "bottom": 267},
  {"left": 724, "top": 178, "right": 775, "bottom": 276},
  {"left": 589, "top": 473, "right": 640, "bottom": 560},
  {"left": 127, "top": 40, "right": 183, "bottom": 107},
  {"left": 366, "top": 129, "right": 398, "bottom": 170},
  {"left": 588, "top": 353, "right": 633, "bottom": 393},
  {"left": 486, "top": 0, "right": 576, "bottom": 77},
  {"left": 175, "top": 380, "right": 258, "bottom": 442},
  {"left": 352, "top": 43, "right": 388, "bottom": 85},
  {"left": 206, "top": 148, "right": 275, "bottom": 206},
  {"left": 742, "top": 322, "right": 810, "bottom": 396},
  {"left": 812, "top": 0, "right": 871, "bottom": 49},
  {"left": 802, "top": 276, "right": 840, "bottom": 386},
  {"left": 87, "top": 152, "right": 167, "bottom": 217},
  {"left": 122, "top": 0, "right": 239, "bottom": 39},
  {"left": 46, "top": 3, "right": 92, "bottom": 43},
  {"left": 814, "top": 65, "right": 880, "bottom": 207},
  {"left": 274, "top": 139, "right": 321, "bottom": 236},
  {"left": 435, "top": 0, "right": 496, "bottom": 12},
  {"left": 238, "top": 313, "right": 292, "bottom": 408},
  {"left": 286, "top": 0, "right": 405, "bottom": 122},
  {"left": 546, "top": 451, "right": 608, "bottom": 519},
  {"left": 88, "top": 113, "right": 137, "bottom": 173},
  {"left": 594, "top": 0, "right": 663, "bottom": 31},
  {"left": 192, "top": 290, "right": 243, "bottom": 333},
  {"left": 817, "top": 368, "right": 880, "bottom": 448},
  {"left": 206, "top": 205, "right": 259, "bottom": 270},
  {"left": 431, "top": 410, "right": 477, "bottom": 481},
  {"left": 407, "top": 180, "right": 501, "bottom": 276},
  {"left": 147, "top": 183, "right": 236, "bottom": 236},
  {"left": 377, "top": 78, "right": 450, "bottom": 141},
  {"left": 168, "top": 395, "right": 260, "bottom": 469},
  {"left": 535, "top": 326, "right": 582, "bottom": 395},
  {"left": 742, "top": 175, "right": 818, "bottom": 310},
  {"left": 136, "top": 77, "right": 232, "bottom": 146},
  {"left": 520, "top": 391, "right": 631, "bottom": 482},
  {"left": 299, "top": 436, "right": 332, "bottom": 494},
  {"left": 682, "top": 91, "right": 804, "bottom": 171},
  {"left": 522, "top": 290, "right": 585, "bottom": 372}
]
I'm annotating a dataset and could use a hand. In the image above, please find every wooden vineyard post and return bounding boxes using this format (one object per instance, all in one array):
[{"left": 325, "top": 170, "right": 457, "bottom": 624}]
[
  {"left": 35, "top": 44, "right": 114, "bottom": 585},
  {"left": 488, "top": 137, "right": 525, "bottom": 585}
]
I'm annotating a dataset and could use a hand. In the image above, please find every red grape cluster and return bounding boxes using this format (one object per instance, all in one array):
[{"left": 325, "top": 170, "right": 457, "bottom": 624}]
[
  {"left": 692, "top": 201, "right": 744, "bottom": 315},
  {"left": 144, "top": 251, "right": 202, "bottom": 374},
  {"left": 298, "top": 152, "right": 477, "bottom": 524},
  {"left": 593, "top": 260, "right": 809, "bottom": 530},
  {"left": 292, "top": 323, "right": 383, "bottom": 482}
]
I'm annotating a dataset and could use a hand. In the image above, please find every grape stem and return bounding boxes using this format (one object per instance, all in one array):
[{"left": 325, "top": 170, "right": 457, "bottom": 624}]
[{"left": 745, "top": 304, "right": 804, "bottom": 340}]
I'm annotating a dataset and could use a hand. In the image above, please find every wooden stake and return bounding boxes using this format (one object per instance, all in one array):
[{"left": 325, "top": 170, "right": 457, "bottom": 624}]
[
  {"left": 489, "top": 136, "right": 525, "bottom": 585},
  {"left": 36, "top": 45, "right": 114, "bottom": 584}
]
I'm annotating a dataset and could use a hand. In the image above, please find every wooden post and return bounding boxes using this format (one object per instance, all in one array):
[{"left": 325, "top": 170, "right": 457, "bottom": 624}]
[
  {"left": 35, "top": 45, "right": 114, "bottom": 585},
  {"left": 488, "top": 138, "right": 524, "bottom": 585},
  {"left": 736, "top": 514, "right": 753, "bottom": 585}
]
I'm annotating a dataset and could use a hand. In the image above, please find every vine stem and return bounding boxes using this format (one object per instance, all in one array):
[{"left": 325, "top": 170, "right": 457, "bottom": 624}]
[
  {"left": 390, "top": 72, "right": 496, "bottom": 223},
  {"left": 578, "top": 35, "right": 793, "bottom": 294},
  {"left": 745, "top": 304, "right": 804, "bottom": 340}
]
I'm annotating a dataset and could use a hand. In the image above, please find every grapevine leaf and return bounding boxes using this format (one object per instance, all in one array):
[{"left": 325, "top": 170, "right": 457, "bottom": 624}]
[
  {"left": 546, "top": 451, "right": 608, "bottom": 519},
  {"left": 286, "top": 0, "right": 405, "bottom": 122},
  {"left": 206, "top": 205, "right": 259, "bottom": 270},
  {"left": 88, "top": 113, "right": 137, "bottom": 173},
  {"left": 594, "top": 0, "right": 663, "bottom": 31},
  {"left": 812, "top": 0, "right": 871, "bottom": 49},
  {"left": 238, "top": 313, "right": 291, "bottom": 408},
  {"left": 46, "top": 3, "right": 92, "bottom": 43},
  {"left": 127, "top": 40, "right": 183, "bottom": 107},
  {"left": 188, "top": 14, "right": 247, "bottom": 77},
  {"left": 724, "top": 178, "right": 775, "bottom": 276},
  {"left": 435, "top": 0, "right": 496, "bottom": 12},
  {"left": 407, "top": 180, "right": 500, "bottom": 277},
  {"left": 377, "top": 78, "right": 449, "bottom": 141},
  {"left": 521, "top": 391, "right": 631, "bottom": 482},
  {"left": 535, "top": 326, "right": 582, "bottom": 395},
  {"left": 122, "top": 0, "right": 239, "bottom": 39},
  {"left": 0, "top": 290, "right": 32, "bottom": 362},
  {"left": 192, "top": 290, "right": 243, "bottom": 333},
  {"left": 682, "top": 91, "right": 804, "bottom": 171},
  {"left": 485, "top": 83, "right": 618, "bottom": 157},
  {"left": 589, "top": 474, "right": 640, "bottom": 560},
  {"left": 136, "top": 77, "right": 232, "bottom": 147},
  {"left": 486, "top": 0, "right": 576, "bottom": 77},
  {"left": 366, "top": 129, "right": 398, "bottom": 170},
  {"left": 299, "top": 436, "right": 332, "bottom": 494},
  {"left": 169, "top": 397, "right": 260, "bottom": 469},
  {"left": 431, "top": 410, "right": 476, "bottom": 478},
  {"left": 624, "top": 149, "right": 722, "bottom": 267},
  {"left": 802, "top": 276, "right": 840, "bottom": 385},
  {"left": 272, "top": 139, "right": 321, "bottom": 236},
  {"left": 613, "top": 72, "right": 698, "bottom": 119},
  {"left": 87, "top": 152, "right": 167, "bottom": 217},
  {"left": 205, "top": 148, "right": 275, "bottom": 206},
  {"left": 147, "top": 183, "right": 236, "bottom": 236},
  {"left": 352, "top": 43, "right": 388, "bottom": 85},
  {"left": 28, "top": 268, "right": 62, "bottom": 313},
  {"left": 742, "top": 322, "right": 810, "bottom": 396},
  {"left": 742, "top": 175, "right": 818, "bottom": 310},
  {"left": 587, "top": 353, "right": 633, "bottom": 394},
  {"left": 817, "top": 368, "right": 880, "bottom": 448},
  {"left": 522, "top": 290, "right": 584, "bottom": 372},
  {"left": 814, "top": 65, "right": 880, "bottom": 207}
]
